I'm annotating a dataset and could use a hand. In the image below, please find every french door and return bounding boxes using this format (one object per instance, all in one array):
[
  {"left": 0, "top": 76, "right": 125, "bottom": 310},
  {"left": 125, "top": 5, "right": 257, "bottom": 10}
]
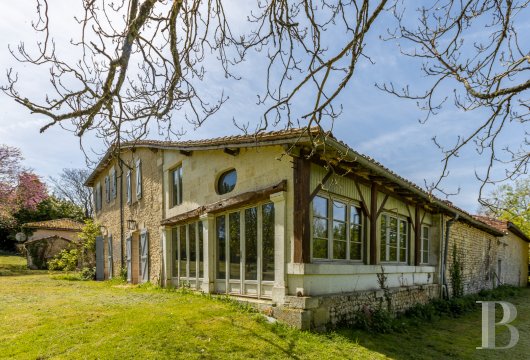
[{"left": 215, "top": 202, "right": 275, "bottom": 298}]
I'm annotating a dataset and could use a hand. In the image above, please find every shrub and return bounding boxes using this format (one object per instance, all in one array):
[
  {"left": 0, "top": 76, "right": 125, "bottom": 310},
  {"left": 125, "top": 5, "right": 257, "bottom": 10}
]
[
  {"left": 80, "top": 266, "right": 96, "bottom": 280},
  {"left": 47, "top": 248, "right": 79, "bottom": 271}
]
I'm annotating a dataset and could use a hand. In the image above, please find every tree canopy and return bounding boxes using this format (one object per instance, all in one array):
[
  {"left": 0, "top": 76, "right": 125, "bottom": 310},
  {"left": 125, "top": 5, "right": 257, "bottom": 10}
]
[{"left": 3, "top": 0, "right": 530, "bottom": 200}]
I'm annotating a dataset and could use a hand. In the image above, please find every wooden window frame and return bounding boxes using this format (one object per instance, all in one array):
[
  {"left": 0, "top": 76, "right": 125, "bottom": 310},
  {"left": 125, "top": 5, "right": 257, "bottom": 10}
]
[
  {"left": 380, "top": 213, "right": 409, "bottom": 264},
  {"left": 310, "top": 193, "right": 365, "bottom": 263},
  {"left": 420, "top": 225, "right": 430, "bottom": 264},
  {"left": 170, "top": 165, "right": 183, "bottom": 207}
]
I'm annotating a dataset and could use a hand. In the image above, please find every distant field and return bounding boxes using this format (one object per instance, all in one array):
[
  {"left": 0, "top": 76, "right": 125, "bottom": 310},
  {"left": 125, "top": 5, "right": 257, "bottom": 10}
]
[{"left": 1, "top": 254, "right": 529, "bottom": 359}]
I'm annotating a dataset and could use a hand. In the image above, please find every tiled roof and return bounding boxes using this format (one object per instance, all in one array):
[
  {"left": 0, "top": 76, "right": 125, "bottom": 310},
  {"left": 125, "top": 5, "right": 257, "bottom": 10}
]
[
  {"left": 85, "top": 127, "right": 321, "bottom": 186},
  {"left": 84, "top": 126, "right": 504, "bottom": 236},
  {"left": 23, "top": 218, "right": 84, "bottom": 231},
  {"left": 472, "top": 215, "right": 508, "bottom": 232},
  {"left": 472, "top": 215, "right": 530, "bottom": 242}
]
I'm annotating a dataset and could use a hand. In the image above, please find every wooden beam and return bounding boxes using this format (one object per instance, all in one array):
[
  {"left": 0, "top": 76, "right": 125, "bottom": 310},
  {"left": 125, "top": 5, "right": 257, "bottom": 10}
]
[
  {"left": 293, "top": 156, "right": 311, "bottom": 263},
  {"left": 160, "top": 180, "right": 287, "bottom": 226},
  {"left": 414, "top": 205, "right": 421, "bottom": 266},
  {"left": 369, "top": 182, "right": 378, "bottom": 265},
  {"left": 179, "top": 150, "right": 192, "bottom": 156},
  {"left": 353, "top": 179, "right": 370, "bottom": 217},
  {"left": 375, "top": 194, "right": 390, "bottom": 219},
  {"left": 309, "top": 169, "right": 333, "bottom": 201},
  {"left": 224, "top": 148, "right": 240, "bottom": 156}
]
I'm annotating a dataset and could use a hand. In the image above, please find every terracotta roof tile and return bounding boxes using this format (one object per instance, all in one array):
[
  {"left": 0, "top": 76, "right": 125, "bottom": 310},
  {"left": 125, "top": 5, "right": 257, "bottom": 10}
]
[{"left": 23, "top": 218, "right": 84, "bottom": 231}]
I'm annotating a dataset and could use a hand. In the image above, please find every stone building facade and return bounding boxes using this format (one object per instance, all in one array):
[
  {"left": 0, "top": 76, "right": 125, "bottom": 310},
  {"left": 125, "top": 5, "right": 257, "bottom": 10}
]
[
  {"left": 22, "top": 218, "right": 83, "bottom": 269},
  {"left": 86, "top": 128, "right": 529, "bottom": 330}
]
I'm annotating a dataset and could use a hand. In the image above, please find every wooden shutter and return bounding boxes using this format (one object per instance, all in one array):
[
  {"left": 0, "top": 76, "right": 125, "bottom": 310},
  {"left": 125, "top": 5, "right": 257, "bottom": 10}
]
[
  {"left": 126, "top": 170, "right": 131, "bottom": 204},
  {"left": 105, "top": 176, "right": 110, "bottom": 203},
  {"left": 140, "top": 229, "right": 149, "bottom": 283},
  {"left": 135, "top": 159, "right": 142, "bottom": 199},
  {"left": 95, "top": 236, "right": 104, "bottom": 280},
  {"left": 107, "top": 235, "right": 113, "bottom": 279},
  {"left": 126, "top": 236, "right": 132, "bottom": 282},
  {"left": 111, "top": 169, "right": 117, "bottom": 199}
]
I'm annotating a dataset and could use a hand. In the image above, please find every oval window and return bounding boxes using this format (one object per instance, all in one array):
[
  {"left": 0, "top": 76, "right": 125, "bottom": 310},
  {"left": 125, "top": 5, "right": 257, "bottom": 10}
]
[{"left": 217, "top": 169, "right": 237, "bottom": 195}]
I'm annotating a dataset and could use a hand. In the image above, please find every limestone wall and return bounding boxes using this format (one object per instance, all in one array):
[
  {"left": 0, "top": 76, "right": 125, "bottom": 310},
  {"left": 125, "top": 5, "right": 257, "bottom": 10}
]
[
  {"left": 275, "top": 284, "right": 440, "bottom": 330},
  {"left": 497, "top": 231, "right": 528, "bottom": 287},
  {"left": 445, "top": 221, "right": 498, "bottom": 296},
  {"left": 93, "top": 147, "right": 163, "bottom": 284}
]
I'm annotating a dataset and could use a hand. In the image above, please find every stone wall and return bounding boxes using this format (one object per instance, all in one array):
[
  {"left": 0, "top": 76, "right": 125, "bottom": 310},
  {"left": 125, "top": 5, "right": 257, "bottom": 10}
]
[
  {"left": 497, "top": 231, "right": 528, "bottom": 287},
  {"left": 275, "top": 284, "right": 440, "bottom": 331},
  {"left": 94, "top": 147, "right": 163, "bottom": 284},
  {"left": 445, "top": 221, "right": 498, "bottom": 296}
]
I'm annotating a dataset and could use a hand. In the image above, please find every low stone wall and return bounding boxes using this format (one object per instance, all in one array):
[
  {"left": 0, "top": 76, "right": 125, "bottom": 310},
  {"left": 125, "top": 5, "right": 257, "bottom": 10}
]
[{"left": 273, "top": 284, "right": 440, "bottom": 331}]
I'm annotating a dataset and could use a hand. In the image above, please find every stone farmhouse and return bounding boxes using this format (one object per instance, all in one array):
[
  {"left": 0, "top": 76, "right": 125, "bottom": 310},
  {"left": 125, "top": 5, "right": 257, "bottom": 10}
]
[{"left": 85, "top": 128, "right": 529, "bottom": 330}]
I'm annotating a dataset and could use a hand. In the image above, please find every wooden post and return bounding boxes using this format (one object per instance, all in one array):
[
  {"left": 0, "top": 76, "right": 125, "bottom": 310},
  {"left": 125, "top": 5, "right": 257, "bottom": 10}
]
[
  {"left": 415, "top": 205, "right": 421, "bottom": 266},
  {"left": 293, "top": 156, "right": 311, "bottom": 263},
  {"left": 369, "top": 182, "right": 378, "bottom": 265}
]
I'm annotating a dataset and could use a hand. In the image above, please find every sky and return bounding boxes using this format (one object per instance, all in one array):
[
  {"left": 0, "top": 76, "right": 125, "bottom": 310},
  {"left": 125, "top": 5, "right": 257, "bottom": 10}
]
[{"left": 0, "top": 1, "right": 526, "bottom": 213}]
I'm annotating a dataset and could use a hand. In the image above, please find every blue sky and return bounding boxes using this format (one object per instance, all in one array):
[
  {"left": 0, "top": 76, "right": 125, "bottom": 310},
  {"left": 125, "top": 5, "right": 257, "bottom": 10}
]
[{"left": 0, "top": 1, "right": 525, "bottom": 213}]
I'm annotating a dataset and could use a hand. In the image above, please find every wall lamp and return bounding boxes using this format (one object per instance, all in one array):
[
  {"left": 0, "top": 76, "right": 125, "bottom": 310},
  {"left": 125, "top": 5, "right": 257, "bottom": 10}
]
[
  {"left": 127, "top": 219, "right": 137, "bottom": 231},
  {"left": 99, "top": 225, "right": 108, "bottom": 236}
]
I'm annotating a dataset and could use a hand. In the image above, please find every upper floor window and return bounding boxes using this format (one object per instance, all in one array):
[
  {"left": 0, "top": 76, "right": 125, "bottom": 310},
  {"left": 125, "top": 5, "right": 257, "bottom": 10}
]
[
  {"left": 135, "top": 159, "right": 142, "bottom": 199},
  {"left": 311, "top": 195, "right": 364, "bottom": 261},
  {"left": 380, "top": 213, "right": 408, "bottom": 263},
  {"left": 217, "top": 169, "right": 237, "bottom": 195},
  {"left": 421, "top": 225, "right": 430, "bottom": 264},
  {"left": 171, "top": 165, "right": 183, "bottom": 207}
]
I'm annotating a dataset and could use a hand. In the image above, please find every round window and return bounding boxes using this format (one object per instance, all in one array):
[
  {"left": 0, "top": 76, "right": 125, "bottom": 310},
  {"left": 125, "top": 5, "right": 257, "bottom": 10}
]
[{"left": 217, "top": 169, "right": 237, "bottom": 195}]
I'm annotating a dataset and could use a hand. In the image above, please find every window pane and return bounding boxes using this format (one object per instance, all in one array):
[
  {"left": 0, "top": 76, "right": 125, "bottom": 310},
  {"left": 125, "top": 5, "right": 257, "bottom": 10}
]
[
  {"left": 172, "top": 166, "right": 183, "bottom": 206},
  {"left": 313, "top": 238, "right": 328, "bottom": 259},
  {"left": 380, "top": 215, "right": 387, "bottom": 261},
  {"left": 218, "top": 169, "right": 237, "bottom": 195},
  {"left": 179, "top": 226, "right": 187, "bottom": 278},
  {"left": 333, "top": 201, "right": 346, "bottom": 221},
  {"left": 389, "top": 229, "right": 398, "bottom": 246},
  {"left": 423, "top": 226, "right": 429, "bottom": 239},
  {"left": 229, "top": 212, "right": 241, "bottom": 280},
  {"left": 389, "top": 246, "right": 397, "bottom": 261},
  {"left": 350, "top": 225, "right": 362, "bottom": 260},
  {"left": 399, "top": 248, "right": 407, "bottom": 263},
  {"left": 350, "top": 206, "right": 361, "bottom": 225},
  {"left": 245, "top": 207, "right": 258, "bottom": 281},
  {"left": 350, "top": 242, "right": 362, "bottom": 261},
  {"left": 262, "top": 203, "right": 275, "bottom": 281},
  {"left": 333, "top": 221, "right": 346, "bottom": 240},
  {"left": 312, "top": 196, "right": 328, "bottom": 218},
  {"left": 198, "top": 221, "right": 204, "bottom": 278},
  {"left": 422, "top": 250, "right": 429, "bottom": 264},
  {"left": 189, "top": 223, "right": 196, "bottom": 278},
  {"left": 313, "top": 218, "right": 328, "bottom": 238},
  {"left": 216, "top": 216, "right": 226, "bottom": 279},
  {"left": 333, "top": 240, "right": 347, "bottom": 259},
  {"left": 172, "top": 228, "right": 178, "bottom": 277}
]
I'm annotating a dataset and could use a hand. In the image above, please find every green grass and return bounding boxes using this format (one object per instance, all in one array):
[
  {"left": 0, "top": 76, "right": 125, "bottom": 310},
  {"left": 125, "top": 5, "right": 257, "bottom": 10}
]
[{"left": 1, "top": 254, "right": 529, "bottom": 359}]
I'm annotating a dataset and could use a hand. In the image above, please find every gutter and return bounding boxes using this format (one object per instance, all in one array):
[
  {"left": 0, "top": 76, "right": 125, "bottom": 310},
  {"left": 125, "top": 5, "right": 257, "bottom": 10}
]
[{"left": 441, "top": 214, "right": 459, "bottom": 299}]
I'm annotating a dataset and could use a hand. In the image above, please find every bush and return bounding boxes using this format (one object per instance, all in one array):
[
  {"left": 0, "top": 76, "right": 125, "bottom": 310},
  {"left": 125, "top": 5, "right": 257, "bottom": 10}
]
[
  {"left": 351, "top": 307, "right": 400, "bottom": 334},
  {"left": 80, "top": 267, "right": 96, "bottom": 280},
  {"left": 47, "top": 248, "right": 79, "bottom": 271}
]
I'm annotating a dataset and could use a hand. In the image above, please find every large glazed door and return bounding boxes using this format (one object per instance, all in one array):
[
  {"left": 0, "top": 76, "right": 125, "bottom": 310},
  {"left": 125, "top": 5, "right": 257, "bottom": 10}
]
[
  {"left": 107, "top": 235, "right": 113, "bottom": 279},
  {"left": 95, "top": 236, "right": 104, "bottom": 281},
  {"left": 126, "top": 236, "right": 132, "bottom": 282},
  {"left": 140, "top": 230, "right": 149, "bottom": 283}
]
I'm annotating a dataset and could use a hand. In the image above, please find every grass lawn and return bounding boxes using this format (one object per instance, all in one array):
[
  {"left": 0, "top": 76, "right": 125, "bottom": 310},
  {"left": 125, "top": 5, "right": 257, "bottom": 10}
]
[{"left": 1, "top": 254, "right": 529, "bottom": 359}]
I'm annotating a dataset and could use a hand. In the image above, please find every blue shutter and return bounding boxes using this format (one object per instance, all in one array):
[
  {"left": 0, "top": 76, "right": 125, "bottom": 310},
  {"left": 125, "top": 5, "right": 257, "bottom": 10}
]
[
  {"left": 111, "top": 169, "right": 117, "bottom": 199},
  {"left": 107, "top": 235, "right": 113, "bottom": 279},
  {"left": 126, "top": 236, "right": 132, "bottom": 282},
  {"left": 95, "top": 236, "right": 104, "bottom": 280},
  {"left": 140, "top": 230, "right": 149, "bottom": 283}
]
